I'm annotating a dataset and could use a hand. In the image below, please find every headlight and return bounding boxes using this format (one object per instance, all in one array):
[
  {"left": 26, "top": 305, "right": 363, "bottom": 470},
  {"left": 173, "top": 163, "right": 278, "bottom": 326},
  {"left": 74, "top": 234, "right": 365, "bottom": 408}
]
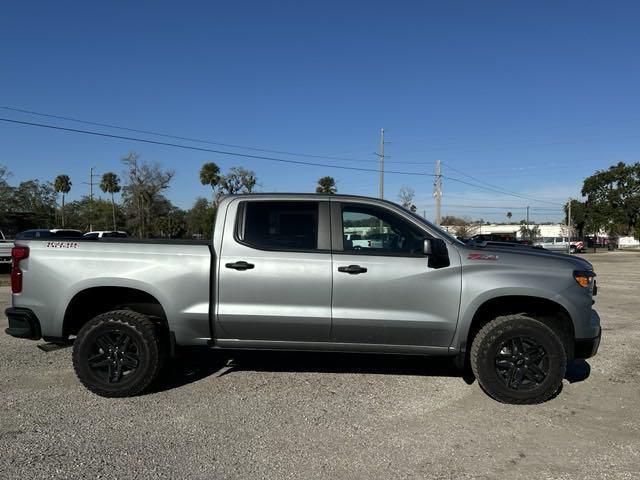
[{"left": 574, "top": 270, "right": 596, "bottom": 289}]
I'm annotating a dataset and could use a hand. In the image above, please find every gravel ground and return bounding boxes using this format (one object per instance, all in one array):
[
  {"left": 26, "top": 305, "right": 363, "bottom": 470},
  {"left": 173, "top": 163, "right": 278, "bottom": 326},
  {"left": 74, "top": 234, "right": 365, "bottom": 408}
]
[{"left": 1, "top": 252, "right": 639, "bottom": 479}]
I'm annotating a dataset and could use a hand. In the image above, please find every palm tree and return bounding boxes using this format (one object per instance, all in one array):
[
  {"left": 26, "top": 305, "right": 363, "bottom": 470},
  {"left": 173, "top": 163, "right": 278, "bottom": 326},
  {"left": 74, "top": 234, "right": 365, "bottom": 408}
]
[
  {"left": 100, "top": 172, "right": 121, "bottom": 230},
  {"left": 506, "top": 211, "right": 513, "bottom": 222},
  {"left": 316, "top": 176, "right": 337, "bottom": 194},
  {"left": 200, "top": 162, "right": 221, "bottom": 201},
  {"left": 54, "top": 174, "right": 72, "bottom": 227}
]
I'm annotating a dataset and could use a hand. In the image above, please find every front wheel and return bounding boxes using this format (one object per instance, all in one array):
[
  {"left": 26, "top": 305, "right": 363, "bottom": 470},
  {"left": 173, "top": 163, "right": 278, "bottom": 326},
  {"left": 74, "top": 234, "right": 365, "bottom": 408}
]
[
  {"left": 470, "top": 314, "right": 567, "bottom": 404},
  {"left": 72, "top": 310, "right": 165, "bottom": 397}
]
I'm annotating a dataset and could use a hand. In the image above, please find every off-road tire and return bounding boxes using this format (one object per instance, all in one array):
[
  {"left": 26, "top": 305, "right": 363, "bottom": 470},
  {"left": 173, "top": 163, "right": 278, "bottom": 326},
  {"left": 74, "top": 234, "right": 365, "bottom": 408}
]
[
  {"left": 470, "top": 314, "right": 567, "bottom": 404},
  {"left": 72, "top": 310, "right": 165, "bottom": 397}
]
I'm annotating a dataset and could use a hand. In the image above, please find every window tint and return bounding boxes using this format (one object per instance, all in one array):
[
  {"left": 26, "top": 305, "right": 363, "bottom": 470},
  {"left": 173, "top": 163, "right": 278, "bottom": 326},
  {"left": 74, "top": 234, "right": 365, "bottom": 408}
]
[
  {"left": 84, "top": 233, "right": 99, "bottom": 238},
  {"left": 342, "top": 204, "right": 424, "bottom": 255},
  {"left": 52, "top": 230, "right": 83, "bottom": 238},
  {"left": 241, "top": 201, "right": 319, "bottom": 250},
  {"left": 554, "top": 237, "right": 563, "bottom": 243},
  {"left": 103, "top": 232, "right": 128, "bottom": 238}
]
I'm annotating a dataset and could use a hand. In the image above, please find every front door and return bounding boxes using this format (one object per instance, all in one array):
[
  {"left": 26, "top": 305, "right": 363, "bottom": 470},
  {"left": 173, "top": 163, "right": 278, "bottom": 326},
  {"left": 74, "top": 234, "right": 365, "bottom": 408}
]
[
  {"left": 217, "top": 199, "right": 332, "bottom": 342},
  {"left": 330, "top": 201, "right": 461, "bottom": 348}
]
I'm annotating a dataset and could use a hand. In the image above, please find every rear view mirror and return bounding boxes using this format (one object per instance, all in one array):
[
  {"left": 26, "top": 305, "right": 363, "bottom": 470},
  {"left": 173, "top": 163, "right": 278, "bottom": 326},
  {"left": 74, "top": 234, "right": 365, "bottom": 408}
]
[{"left": 424, "top": 238, "right": 450, "bottom": 268}]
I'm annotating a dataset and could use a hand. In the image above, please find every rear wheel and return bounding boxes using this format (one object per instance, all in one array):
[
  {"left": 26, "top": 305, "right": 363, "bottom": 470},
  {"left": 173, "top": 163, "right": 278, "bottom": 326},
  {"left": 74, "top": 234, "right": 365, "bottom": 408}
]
[
  {"left": 470, "top": 314, "right": 567, "bottom": 404},
  {"left": 72, "top": 310, "right": 165, "bottom": 397}
]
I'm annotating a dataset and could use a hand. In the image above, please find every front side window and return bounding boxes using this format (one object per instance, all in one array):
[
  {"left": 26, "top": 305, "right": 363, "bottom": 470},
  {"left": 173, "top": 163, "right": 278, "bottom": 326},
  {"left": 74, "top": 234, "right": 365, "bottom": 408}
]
[
  {"left": 240, "top": 201, "right": 319, "bottom": 250},
  {"left": 341, "top": 204, "right": 424, "bottom": 255}
]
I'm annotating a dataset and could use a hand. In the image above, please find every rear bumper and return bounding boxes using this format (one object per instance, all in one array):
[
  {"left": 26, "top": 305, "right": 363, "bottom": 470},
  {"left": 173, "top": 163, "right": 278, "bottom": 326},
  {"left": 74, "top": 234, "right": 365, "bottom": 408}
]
[
  {"left": 5, "top": 307, "right": 42, "bottom": 340},
  {"left": 574, "top": 326, "right": 601, "bottom": 359}
]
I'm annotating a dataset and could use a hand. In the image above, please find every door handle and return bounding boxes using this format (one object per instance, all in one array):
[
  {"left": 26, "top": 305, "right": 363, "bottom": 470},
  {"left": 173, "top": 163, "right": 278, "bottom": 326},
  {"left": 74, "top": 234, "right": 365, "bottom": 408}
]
[
  {"left": 225, "top": 261, "right": 255, "bottom": 271},
  {"left": 338, "top": 265, "right": 368, "bottom": 274}
]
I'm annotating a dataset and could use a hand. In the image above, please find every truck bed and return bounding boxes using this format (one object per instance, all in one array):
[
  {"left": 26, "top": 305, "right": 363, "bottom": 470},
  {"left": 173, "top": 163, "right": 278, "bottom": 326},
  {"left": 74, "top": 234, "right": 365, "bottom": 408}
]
[{"left": 12, "top": 238, "right": 213, "bottom": 345}]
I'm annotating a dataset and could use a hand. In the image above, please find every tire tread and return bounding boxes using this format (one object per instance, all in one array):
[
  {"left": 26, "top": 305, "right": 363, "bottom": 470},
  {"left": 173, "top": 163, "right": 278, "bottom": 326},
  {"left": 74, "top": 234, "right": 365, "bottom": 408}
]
[
  {"left": 470, "top": 314, "right": 567, "bottom": 405},
  {"left": 72, "top": 310, "right": 163, "bottom": 398}
]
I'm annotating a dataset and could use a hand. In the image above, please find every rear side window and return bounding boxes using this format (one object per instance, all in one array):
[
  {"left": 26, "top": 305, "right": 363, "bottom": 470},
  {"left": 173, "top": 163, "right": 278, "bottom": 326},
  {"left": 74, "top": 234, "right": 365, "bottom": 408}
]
[
  {"left": 53, "top": 230, "right": 83, "bottom": 238},
  {"left": 239, "top": 201, "right": 319, "bottom": 250}
]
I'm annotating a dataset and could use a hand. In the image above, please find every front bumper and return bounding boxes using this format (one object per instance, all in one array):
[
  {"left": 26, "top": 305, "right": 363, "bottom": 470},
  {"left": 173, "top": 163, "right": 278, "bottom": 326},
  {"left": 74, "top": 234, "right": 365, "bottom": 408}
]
[
  {"left": 5, "top": 307, "right": 42, "bottom": 340},
  {"left": 574, "top": 326, "right": 601, "bottom": 359}
]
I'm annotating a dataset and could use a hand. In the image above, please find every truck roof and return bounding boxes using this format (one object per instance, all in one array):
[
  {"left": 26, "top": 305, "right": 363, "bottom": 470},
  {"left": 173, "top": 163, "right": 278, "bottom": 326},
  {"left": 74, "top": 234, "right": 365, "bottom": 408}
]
[{"left": 218, "top": 192, "right": 410, "bottom": 209}]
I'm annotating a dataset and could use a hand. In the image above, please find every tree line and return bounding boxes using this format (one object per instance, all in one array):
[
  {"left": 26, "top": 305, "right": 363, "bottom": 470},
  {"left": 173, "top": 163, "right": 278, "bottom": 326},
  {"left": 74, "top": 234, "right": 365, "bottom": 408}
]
[
  {"left": 10, "top": 155, "right": 632, "bottom": 242},
  {"left": 0, "top": 154, "right": 260, "bottom": 238},
  {"left": 566, "top": 162, "right": 640, "bottom": 240},
  {"left": 0, "top": 155, "right": 367, "bottom": 238}
]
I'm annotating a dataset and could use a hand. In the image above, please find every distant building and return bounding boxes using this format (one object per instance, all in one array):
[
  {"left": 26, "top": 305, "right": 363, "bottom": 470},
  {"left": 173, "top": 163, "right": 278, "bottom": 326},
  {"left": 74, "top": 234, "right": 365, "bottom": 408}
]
[{"left": 440, "top": 223, "right": 607, "bottom": 240}]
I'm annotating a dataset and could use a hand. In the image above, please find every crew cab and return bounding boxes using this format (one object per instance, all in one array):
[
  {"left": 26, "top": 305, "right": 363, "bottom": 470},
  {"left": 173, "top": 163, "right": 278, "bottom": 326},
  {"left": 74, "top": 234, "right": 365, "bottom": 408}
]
[{"left": 5, "top": 194, "right": 601, "bottom": 404}]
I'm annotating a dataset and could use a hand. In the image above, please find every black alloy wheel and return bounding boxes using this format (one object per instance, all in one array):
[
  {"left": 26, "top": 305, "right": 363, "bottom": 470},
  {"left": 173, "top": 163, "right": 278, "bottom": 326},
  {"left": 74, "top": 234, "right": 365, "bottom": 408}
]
[
  {"left": 470, "top": 314, "right": 567, "bottom": 404},
  {"left": 494, "top": 336, "right": 549, "bottom": 391},
  {"left": 73, "top": 310, "right": 165, "bottom": 397},
  {"left": 88, "top": 330, "right": 140, "bottom": 384}
]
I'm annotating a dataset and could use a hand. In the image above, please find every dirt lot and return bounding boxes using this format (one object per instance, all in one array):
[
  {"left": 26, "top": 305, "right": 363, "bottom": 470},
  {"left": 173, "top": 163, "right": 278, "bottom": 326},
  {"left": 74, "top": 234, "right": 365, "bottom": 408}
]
[{"left": 1, "top": 252, "right": 639, "bottom": 479}]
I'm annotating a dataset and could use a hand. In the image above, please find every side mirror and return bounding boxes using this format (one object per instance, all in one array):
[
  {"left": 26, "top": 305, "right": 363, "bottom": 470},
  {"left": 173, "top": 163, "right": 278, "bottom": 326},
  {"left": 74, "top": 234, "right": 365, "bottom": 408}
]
[{"left": 424, "top": 238, "right": 450, "bottom": 268}]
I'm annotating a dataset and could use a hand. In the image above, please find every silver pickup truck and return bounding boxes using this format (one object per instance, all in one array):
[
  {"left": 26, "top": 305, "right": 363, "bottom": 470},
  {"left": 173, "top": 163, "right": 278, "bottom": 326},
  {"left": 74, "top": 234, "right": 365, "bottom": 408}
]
[{"left": 5, "top": 194, "right": 601, "bottom": 404}]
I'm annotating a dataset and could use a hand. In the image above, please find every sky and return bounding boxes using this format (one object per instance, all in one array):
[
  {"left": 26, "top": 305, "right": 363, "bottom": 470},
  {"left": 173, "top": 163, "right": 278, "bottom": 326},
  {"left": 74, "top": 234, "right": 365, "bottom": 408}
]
[{"left": 1, "top": 0, "right": 640, "bottom": 223}]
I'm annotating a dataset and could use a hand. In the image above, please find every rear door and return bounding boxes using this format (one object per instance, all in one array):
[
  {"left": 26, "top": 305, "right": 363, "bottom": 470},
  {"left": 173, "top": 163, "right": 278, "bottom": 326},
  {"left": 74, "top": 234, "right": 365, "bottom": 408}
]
[
  {"left": 216, "top": 199, "right": 333, "bottom": 342},
  {"left": 330, "top": 200, "right": 462, "bottom": 348}
]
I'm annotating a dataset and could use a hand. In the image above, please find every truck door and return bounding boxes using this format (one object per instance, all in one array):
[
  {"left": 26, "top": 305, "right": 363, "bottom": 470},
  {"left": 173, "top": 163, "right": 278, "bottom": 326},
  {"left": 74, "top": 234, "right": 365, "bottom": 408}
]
[
  {"left": 216, "top": 199, "right": 332, "bottom": 343},
  {"left": 330, "top": 200, "right": 462, "bottom": 348}
]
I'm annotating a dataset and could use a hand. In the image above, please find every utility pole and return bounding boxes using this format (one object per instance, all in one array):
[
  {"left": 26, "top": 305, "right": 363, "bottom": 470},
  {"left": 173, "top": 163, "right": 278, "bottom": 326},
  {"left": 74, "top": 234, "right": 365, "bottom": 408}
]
[
  {"left": 376, "top": 128, "right": 385, "bottom": 199},
  {"left": 89, "top": 167, "right": 94, "bottom": 231},
  {"left": 433, "top": 160, "right": 442, "bottom": 225},
  {"left": 567, "top": 198, "right": 572, "bottom": 238},
  {"left": 526, "top": 205, "right": 530, "bottom": 242},
  {"left": 82, "top": 167, "right": 99, "bottom": 231}
]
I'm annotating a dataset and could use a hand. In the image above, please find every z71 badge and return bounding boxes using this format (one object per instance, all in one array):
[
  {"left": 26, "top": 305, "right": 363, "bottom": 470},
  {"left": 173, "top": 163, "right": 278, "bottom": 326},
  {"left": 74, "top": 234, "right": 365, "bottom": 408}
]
[
  {"left": 468, "top": 253, "right": 498, "bottom": 261},
  {"left": 45, "top": 241, "right": 79, "bottom": 249}
]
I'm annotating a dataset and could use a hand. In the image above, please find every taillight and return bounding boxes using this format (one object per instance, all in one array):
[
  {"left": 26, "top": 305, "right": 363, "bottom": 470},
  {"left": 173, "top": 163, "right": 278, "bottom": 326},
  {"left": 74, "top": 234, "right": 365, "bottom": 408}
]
[{"left": 11, "top": 246, "right": 29, "bottom": 294}]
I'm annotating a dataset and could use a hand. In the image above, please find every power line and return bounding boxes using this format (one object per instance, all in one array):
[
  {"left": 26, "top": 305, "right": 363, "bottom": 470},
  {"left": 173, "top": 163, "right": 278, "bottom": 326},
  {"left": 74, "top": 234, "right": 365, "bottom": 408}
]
[
  {"left": 429, "top": 204, "right": 560, "bottom": 211},
  {"left": 0, "top": 117, "right": 436, "bottom": 175},
  {"left": 441, "top": 161, "right": 562, "bottom": 203},
  {"left": 0, "top": 117, "right": 562, "bottom": 206},
  {"left": 0, "top": 105, "right": 431, "bottom": 166}
]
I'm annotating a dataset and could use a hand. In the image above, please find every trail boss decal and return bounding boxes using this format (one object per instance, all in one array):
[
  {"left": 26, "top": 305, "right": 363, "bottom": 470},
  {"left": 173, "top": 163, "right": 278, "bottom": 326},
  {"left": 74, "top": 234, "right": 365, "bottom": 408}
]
[
  {"left": 45, "top": 242, "right": 79, "bottom": 249},
  {"left": 468, "top": 253, "right": 499, "bottom": 261}
]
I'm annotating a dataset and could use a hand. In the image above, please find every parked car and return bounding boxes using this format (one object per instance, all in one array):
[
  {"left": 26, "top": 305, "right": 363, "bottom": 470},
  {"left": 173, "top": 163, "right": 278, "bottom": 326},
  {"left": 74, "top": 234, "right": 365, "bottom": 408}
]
[
  {"left": 535, "top": 237, "right": 570, "bottom": 252},
  {"left": 84, "top": 231, "right": 128, "bottom": 239},
  {"left": 468, "top": 233, "right": 518, "bottom": 243},
  {"left": 15, "top": 229, "right": 84, "bottom": 240},
  {"left": 570, "top": 240, "right": 585, "bottom": 253},
  {"left": 5, "top": 194, "right": 600, "bottom": 404},
  {"left": 0, "top": 230, "right": 13, "bottom": 265}
]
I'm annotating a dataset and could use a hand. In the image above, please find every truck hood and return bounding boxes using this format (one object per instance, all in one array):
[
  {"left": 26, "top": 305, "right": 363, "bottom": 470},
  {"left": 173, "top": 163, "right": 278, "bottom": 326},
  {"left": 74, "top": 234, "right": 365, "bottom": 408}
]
[{"left": 457, "top": 243, "right": 594, "bottom": 271}]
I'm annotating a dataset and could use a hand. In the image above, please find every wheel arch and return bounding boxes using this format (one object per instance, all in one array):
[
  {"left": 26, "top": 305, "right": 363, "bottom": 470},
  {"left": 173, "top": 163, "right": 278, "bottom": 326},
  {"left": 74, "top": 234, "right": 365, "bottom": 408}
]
[
  {"left": 63, "top": 285, "right": 169, "bottom": 338},
  {"left": 459, "top": 295, "right": 575, "bottom": 364}
]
